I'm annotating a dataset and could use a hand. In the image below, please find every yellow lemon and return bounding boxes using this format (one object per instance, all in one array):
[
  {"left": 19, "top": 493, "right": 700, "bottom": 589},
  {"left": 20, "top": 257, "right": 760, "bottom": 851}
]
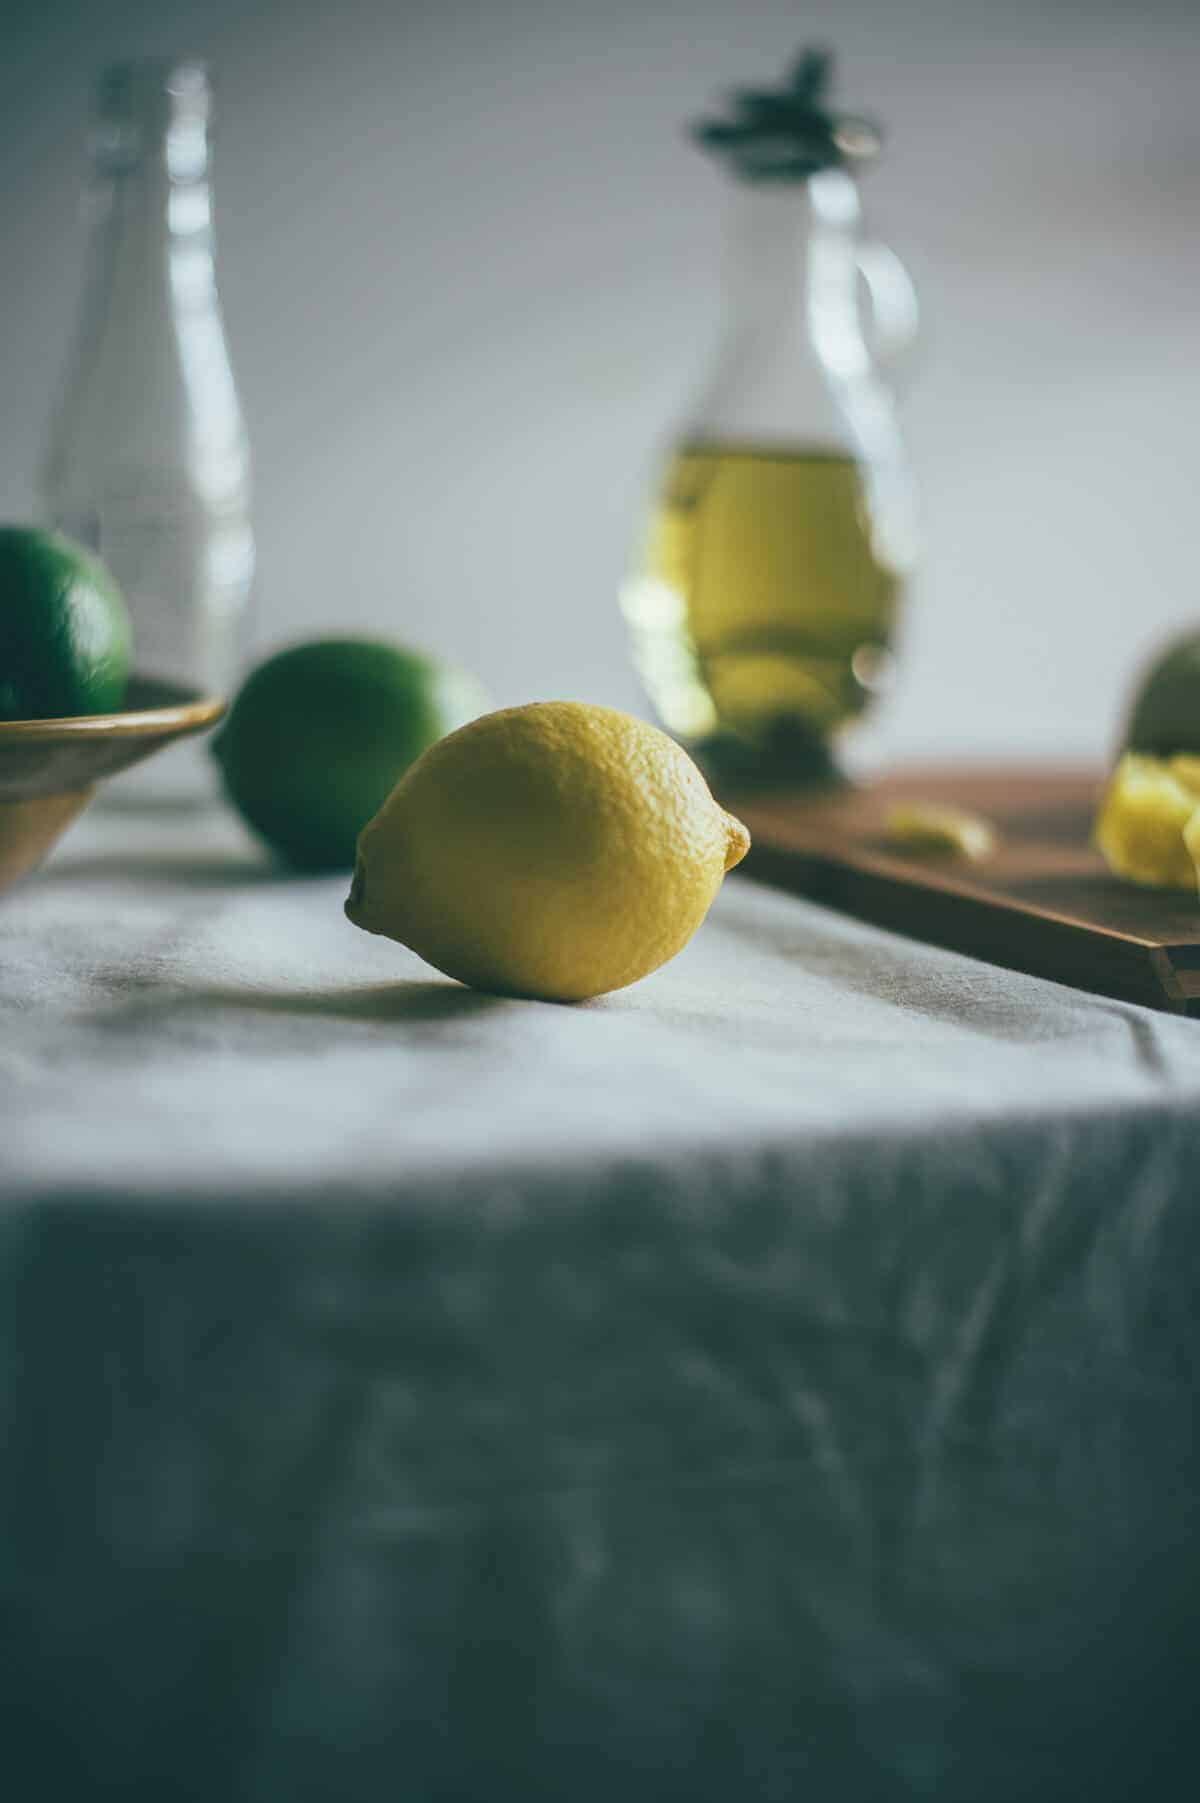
[
  {"left": 345, "top": 701, "right": 751, "bottom": 1001},
  {"left": 1093, "top": 752, "right": 1200, "bottom": 890}
]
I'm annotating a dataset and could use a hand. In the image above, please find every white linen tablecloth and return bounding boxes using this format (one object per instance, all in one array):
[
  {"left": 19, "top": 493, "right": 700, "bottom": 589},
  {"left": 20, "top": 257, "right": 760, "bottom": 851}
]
[
  {"left": 2, "top": 804, "right": 1198, "bottom": 1801},
  {"left": 5, "top": 807, "right": 1200, "bottom": 1201}
]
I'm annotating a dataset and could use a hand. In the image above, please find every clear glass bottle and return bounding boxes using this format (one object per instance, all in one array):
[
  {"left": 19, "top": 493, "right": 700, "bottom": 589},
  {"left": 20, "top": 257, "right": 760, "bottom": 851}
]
[
  {"left": 621, "top": 60, "right": 918, "bottom": 787},
  {"left": 40, "top": 59, "right": 254, "bottom": 804}
]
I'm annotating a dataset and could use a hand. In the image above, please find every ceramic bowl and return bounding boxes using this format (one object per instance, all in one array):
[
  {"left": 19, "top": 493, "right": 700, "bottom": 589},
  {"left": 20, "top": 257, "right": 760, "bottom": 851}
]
[{"left": 0, "top": 676, "right": 226, "bottom": 894}]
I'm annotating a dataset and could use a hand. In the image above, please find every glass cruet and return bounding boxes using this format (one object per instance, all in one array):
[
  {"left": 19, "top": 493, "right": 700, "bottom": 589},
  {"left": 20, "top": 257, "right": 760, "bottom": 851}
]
[{"left": 621, "top": 48, "right": 918, "bottom": 786}]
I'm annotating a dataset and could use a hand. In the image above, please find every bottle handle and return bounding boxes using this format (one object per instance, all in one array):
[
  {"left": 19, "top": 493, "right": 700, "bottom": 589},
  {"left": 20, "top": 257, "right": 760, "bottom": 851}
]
[{"left": 855, "top": 239, "right": 919, "bottom": 387}]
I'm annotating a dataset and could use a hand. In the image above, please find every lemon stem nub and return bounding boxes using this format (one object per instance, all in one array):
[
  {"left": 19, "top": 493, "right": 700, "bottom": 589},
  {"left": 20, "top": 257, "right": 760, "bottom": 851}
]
[{"left": 724, "top": 812, "right": 752, "bottom": 872}]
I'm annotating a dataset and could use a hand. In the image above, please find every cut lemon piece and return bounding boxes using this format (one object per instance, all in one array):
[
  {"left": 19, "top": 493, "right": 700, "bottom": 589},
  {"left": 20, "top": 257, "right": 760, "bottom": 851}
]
[
  {"left": 1183, "top": 809, "right": 1200, "bottom": 880},
  {"left": 1094, "top": 753, "right": 1200, "bottom": 890},
  {"left": 884, "top": 802, "right": 996, "bottom": 862},
  {"left": 1168, "top": 753, "right": 1200, "bottom": 798}
]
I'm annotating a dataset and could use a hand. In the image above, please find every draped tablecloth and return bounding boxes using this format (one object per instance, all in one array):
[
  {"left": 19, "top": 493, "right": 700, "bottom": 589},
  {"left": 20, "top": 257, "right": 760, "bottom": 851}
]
[{"left": 2, "top": 806, "right": 1198, "bottom": 1801}]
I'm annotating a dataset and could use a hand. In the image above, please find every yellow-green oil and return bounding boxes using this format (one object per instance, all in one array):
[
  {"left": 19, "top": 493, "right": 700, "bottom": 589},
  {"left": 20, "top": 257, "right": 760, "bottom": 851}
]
[{"left": 622, "top": 442, "right": 902, "bottom": 776}]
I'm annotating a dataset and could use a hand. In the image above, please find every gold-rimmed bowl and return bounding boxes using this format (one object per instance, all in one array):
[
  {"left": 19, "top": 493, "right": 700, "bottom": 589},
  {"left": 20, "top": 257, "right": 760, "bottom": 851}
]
[{"left": 0, "top": 676, "right": 225, "bottom": 894}]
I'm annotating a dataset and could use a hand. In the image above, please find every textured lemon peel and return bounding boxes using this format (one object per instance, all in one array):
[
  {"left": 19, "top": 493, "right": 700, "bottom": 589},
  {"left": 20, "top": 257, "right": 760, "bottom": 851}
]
[
  {"left": 884, "top": 802, "right": 996, "bottom": 862},
  {"left": 1094, "top": 753, "right": 1200, "bottom": 892},
  {"left": 345, "top": 701, "right": 752, "bottom": 1002}
]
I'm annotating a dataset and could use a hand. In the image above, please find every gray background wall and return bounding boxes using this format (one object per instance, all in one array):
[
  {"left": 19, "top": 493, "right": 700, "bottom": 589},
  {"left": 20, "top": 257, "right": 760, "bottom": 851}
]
[{"left": 2, "top": 0, "right": 1198, "bottom": 767}]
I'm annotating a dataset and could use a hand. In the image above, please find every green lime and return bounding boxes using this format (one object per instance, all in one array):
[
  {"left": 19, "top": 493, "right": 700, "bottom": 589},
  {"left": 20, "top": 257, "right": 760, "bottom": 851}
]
[
  {"left": 213, "top": 637, "right": 488, "bottom": 871},
  {"left": 1125, "top": 632, "right": 1200, "bottom": 756},
  {"left": 0, "top": 526, "right": 132, "bottom": 720}
]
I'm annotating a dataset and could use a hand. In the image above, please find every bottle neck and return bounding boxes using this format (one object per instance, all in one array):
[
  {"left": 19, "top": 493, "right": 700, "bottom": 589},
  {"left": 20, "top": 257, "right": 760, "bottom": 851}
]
[
  {"left": 721, "top": 171, "right": 862, "bottom": 332},
  {"left": 687, "top": 169, "right": 869, "bottom": 451},
  {"left": 89, "top": 137, "right": 214, "bottom": 297},
  {"left": 84, "top": 60, "right": 216, "bottom": 316},
  {"left": 42, "top": 59, "right": 245, "bottom": 508}
]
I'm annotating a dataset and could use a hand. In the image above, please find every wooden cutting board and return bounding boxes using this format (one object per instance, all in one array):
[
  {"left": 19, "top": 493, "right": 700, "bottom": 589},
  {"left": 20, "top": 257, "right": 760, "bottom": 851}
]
[{"left": 727, "top": 768, "right": 1200, "bottom": 1016}]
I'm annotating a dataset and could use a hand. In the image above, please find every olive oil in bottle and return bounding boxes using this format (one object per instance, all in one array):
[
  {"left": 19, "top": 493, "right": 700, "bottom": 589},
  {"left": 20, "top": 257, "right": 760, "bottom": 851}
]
[
  {"left": 621, "top": 441, "right": 903, "bottom": 766},
  {"left": 622, "top": 48, "right": 918, "bottom": 783}
]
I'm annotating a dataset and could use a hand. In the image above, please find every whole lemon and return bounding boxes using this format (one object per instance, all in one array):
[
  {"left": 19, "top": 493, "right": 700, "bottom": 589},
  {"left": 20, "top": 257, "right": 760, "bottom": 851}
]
[
  {"left": 213, "top": 637, "right": 487, "bottom": 871},
  {"left": 0, "top": 525, "right": 131, "bottom": 720},
  {"left": 345, "top": 701, "right": 751, "bottom": 1001}
]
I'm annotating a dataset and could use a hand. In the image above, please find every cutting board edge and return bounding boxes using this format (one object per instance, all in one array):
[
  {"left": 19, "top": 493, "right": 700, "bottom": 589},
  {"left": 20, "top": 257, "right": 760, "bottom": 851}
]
[{"left": 740, "top": 842, "right": 1192, "bottom": 1017}]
